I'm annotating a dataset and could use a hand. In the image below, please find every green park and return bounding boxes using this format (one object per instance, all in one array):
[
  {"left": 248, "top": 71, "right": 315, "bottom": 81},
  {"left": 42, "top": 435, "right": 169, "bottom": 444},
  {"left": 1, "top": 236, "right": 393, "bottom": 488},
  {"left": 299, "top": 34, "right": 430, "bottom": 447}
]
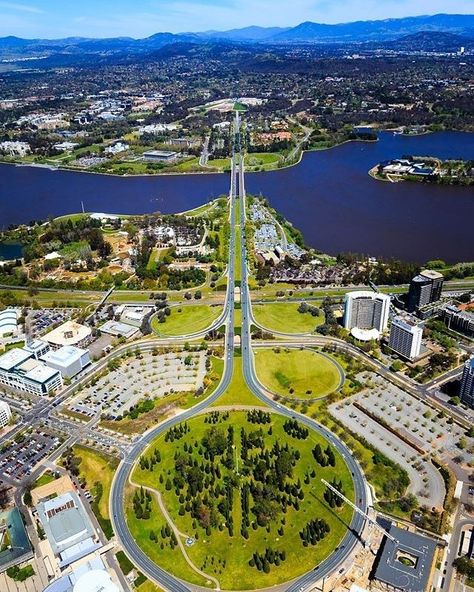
[{"left": 127, "top": 410, "right": 354, "bottom": 589}]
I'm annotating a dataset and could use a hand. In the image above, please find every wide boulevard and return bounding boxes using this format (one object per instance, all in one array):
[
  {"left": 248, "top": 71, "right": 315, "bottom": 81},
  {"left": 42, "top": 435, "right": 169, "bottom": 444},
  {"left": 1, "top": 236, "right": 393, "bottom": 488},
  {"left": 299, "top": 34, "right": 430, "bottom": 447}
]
[{"left": 109, "top": 112, "right": 369, "bottom": 592}]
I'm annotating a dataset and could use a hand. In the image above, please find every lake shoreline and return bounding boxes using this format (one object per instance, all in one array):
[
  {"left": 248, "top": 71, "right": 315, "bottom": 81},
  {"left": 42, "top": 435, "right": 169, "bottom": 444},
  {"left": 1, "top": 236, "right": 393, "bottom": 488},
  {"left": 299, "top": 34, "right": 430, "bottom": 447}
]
[
  {"left": 0, "top": 137, "right": 381, "bottom": 179},
  {"left": 2, "top": 130, "right": 473, "bottom": 263}
]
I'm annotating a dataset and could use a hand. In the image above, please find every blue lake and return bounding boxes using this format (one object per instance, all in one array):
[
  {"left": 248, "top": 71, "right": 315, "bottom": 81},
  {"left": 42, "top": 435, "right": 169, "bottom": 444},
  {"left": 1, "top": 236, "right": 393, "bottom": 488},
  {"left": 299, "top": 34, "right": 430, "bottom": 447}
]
[{"left": 1, "top": 131, "right": 473, "bottom": 262}]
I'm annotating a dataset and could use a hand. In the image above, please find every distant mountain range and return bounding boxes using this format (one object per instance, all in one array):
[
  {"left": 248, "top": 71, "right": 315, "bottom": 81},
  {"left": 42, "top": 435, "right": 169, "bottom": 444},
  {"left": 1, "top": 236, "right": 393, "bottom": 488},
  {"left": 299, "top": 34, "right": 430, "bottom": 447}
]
[
  {"left": 0, "top": 13, "right": 473, "bottom": 60},
  {"left": 270, "top": 13, "right": 474, "bottom": 42}
]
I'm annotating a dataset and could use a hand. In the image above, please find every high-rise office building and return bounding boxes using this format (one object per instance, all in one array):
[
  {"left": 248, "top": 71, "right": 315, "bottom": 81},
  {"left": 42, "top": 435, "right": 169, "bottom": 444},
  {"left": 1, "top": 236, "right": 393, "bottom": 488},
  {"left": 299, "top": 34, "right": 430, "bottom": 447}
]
[
  {"left": 344, "top": 291, "right": 391, "bottom": 337},
  {"left": 388, "top": 316, "right": 423, "bottom": 360},
  {"left": 460, "top": 357, "right": 474, "bottom": 409},
  {"left": 407, "top": 270, "right": 444, "bottom": 312}
]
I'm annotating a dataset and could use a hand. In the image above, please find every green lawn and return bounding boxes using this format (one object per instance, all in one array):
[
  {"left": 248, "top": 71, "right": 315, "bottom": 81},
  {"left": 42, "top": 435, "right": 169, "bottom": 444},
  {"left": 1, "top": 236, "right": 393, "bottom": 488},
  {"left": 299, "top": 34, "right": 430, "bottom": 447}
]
[
  {"left": 207, "top": 158, "right": 231, "bottom": 170},
  {"left": 210, "top": 354, "right": 264, "bottom": 408},
  {"left": 131, "top": 411, "right": 354, "bottom": 590},
  {"left": 0, "top": 288, "right": 99, "bottom": 308},
  {"left": 167, "top": 157, "right": 201, "bottom": 173},
  {"left": 33, "top": 472, "right": 56, "bottom": 488},
  {"left": 181, "top": 200, "right": 219, "bottom": 217},
  {"left": 254, "top": 349, "right": 343, "bottom": 399},
  {"left": 245, "top": 153, "right": 280, "bottom": 166},
  {"left": 116, "top": 550, "right": 134, "bottom": 575},
  {"left": 253, "top": 302, "right": 323, "bottom": 334},
  {"left": 151, "top": 305, "right": 222, "bottom": 336},
  {"left": 234, "top": 102, "right": 248, "bottom": 112},
  {"left": 73, "top": 445, "right": 119, "bottom": 538},
  {"left": 125, "top": 484, "right": 210, "bottom": 588},
  {"left": 136, "top": 581, "right": 165, "bottom": 592}
]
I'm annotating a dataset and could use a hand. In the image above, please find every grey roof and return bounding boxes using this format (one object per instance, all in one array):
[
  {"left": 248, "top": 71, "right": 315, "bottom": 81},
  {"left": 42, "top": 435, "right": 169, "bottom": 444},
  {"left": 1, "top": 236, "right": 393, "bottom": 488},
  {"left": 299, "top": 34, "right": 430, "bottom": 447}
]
[
  {"left": 374, "top": 525, "right": 438, "bottom": 592},
  {"left": 0, "top": 348, "right": 31, "bottom": 371},
  {"left": 41, "top": 345, "right": 88, "bottom": 366},
  {"left": 37, "top": 491, "right": 95, "bottom": 556}
]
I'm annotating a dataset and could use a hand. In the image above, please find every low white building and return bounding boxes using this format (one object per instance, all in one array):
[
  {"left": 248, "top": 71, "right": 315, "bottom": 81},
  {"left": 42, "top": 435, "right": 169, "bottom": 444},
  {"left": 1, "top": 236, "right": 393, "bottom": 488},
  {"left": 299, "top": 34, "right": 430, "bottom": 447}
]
[
  {"left": 0, "top": 141, "right": 30, "bottom": 156},
  {"left": 120, "top": 305, "right": 154, "bottom": 328},
  {"left": 143, "top": 149, "right": 178, "bottom": 162},
  {"left": 43, "top": 321, "right": 92, "bottom": 350},
  {"left": 41, "top": 346, "right": 91, "bottom": 379},
  {"left": 0, "top": 400, "right": 12, "bottom": 428},
  {"left": 24, "top": 338, "right": 51, "bottom": 359},
  {"left": 104, "top": 142, "right": 129, "bottom": 155},
  {"left": 53, "top": 142, "right": 79, "bottom": 152},
  {"left": 43, "top": 559, "right": 121, "bottom": 592},
  {"left": 44, "top": 251, "right": 62, "bottom": 261}
]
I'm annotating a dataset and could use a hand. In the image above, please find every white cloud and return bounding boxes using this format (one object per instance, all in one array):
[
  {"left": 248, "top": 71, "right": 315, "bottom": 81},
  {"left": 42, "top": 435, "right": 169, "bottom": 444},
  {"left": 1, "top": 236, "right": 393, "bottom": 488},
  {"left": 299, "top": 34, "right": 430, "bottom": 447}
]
[{"left": 0, "top": 1, "right": 44, "bottom": 14}]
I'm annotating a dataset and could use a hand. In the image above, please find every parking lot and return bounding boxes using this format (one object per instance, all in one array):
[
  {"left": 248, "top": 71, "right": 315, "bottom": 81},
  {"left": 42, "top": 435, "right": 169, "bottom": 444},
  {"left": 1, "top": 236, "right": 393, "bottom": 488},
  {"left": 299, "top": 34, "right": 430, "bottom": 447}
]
[
  {"left": 354, "top": 374, "right": 473, "bottom": 464},
  {"left": 327, "top": 371, "right": 474, "bottom": 508},
  {"left": 331, "top": 399, "right": 445, "bottom": 507},
  {"left": 29, "top": 308, "right": 75, "bottom": 338},
  {"left": 0, "top": 430, "right": 60, "bottom": 483},
  {"left": 68, "top": 350, "right": 207, "bottom": 420}
]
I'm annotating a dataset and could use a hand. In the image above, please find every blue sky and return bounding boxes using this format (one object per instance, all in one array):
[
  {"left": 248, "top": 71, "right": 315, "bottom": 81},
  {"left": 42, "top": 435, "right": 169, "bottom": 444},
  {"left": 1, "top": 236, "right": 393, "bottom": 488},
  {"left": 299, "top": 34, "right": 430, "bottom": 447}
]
[{"left": 0, "top": 0, "right": 472, "bottom": 38}]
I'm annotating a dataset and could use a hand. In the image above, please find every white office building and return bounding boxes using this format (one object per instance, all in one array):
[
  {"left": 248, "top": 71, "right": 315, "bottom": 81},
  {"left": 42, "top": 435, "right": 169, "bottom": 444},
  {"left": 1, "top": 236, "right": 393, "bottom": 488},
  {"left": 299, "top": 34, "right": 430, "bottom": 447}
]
[
  {"left": 44, "top": 559, "right": 121, "bottom": 592},
  {"left": 0, "top": 348, "right": 62, "bottom": 395},
  {"left": 388, "top": 316, "right": 423, "bottom": 360},
  {"left": 24, "top": 339, "right": 51, "bottom": 360},
  {"left": 0, "top": 400, "right": 12, "bottom": 428},
  {"left": 43, "top": 321, "right": 92, "bottom": 350},
  {"left": 41, "top": 346, "right": 91, "bottom": 379},
  {"left": 344, "top": 291, "right": 391, "bottom": 339}
]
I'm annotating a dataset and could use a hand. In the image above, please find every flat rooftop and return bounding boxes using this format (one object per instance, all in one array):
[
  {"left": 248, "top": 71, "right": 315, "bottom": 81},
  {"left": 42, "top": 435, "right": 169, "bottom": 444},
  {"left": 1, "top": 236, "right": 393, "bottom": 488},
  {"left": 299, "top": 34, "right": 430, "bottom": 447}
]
[
  {"left": 37, "top": 491, "right": 94, "bottom": 555},
  {"left": 392, "top": 315, "right": 422, "bottom": 330},
  {"left": 24, "top": 339, "right": 49, "bottom": 354},
  {"left": 143, "top": 150, "right": 177, "bottom": 157},
  {"left": 44, "top": 321, "right": 91, "bottom": 347},
  {"left": 374, "top": 524, "right": 438, "bottom": 592},
  {"left": 0, "top": 347, "right": 32, "bottom": 371},
  {"left": 420, "top": 269, "right": 444, "bottom": 280},
  {"left": 99, "top": 320, "right": 138, "bottom": 338},
  {"left": 22, "top": 360, "right": 60, "bottom": 383},
  {"left": 41, "top": 345, "right": 88, "bottom": 366}
]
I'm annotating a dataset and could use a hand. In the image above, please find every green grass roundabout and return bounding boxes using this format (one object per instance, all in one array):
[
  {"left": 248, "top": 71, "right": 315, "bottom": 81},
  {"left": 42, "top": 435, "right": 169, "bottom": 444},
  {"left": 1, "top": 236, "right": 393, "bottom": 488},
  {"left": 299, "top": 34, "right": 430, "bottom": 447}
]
[
  {"left": 127, "top": 410, "right": 354, "bottom": 590},
  {"left": 254, "top": 348, "right": 344, "bottom": 400}
]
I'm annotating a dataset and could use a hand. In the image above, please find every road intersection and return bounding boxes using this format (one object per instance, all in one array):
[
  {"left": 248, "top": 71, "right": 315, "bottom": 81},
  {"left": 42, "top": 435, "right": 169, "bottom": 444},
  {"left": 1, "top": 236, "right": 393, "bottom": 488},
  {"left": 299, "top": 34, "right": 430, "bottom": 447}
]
[{"left": 108, "top": 113, "right": 369, "bottom": 592}]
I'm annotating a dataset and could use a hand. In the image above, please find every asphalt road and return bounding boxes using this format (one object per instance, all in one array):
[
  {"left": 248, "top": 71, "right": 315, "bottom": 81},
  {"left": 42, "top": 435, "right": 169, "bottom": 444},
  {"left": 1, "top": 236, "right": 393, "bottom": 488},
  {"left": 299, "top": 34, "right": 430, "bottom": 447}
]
[
  {"left": 109, "top": 143, "right": 239, "bottom": 592},
  {"left": 237, "top": 147, "right": 368, "bottom": 592},
  {"left": 109, "top": 113, "right": 369, "bottom": 592}
]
